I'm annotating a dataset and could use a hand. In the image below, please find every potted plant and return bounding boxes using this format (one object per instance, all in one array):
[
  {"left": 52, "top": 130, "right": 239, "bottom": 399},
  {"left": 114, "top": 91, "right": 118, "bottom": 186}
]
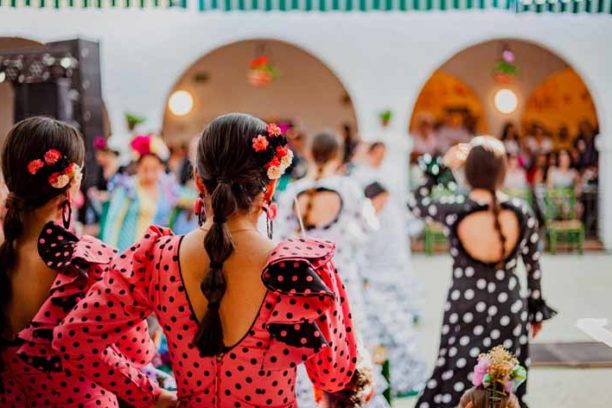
[
  {"left": 379, "top": 109, "right": 393, "bottom": 127},
  {"left": 125, "top": 112, "right": 146, "bottom": 132}
]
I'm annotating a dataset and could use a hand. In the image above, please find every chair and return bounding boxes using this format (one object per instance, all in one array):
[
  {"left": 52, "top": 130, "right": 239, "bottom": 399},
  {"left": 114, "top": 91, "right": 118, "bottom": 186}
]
[
  {"left": 423, "top": 222, "right": 448, "bottom": 255},
  {"left": 543, "top": 187, "right": 584, "bottom": 254},
  {"left": 422, "top": 186, "right": 454, "bottom": 255},
  {"left": 503, "top": 187, "right": 533, "bottom": 206}
]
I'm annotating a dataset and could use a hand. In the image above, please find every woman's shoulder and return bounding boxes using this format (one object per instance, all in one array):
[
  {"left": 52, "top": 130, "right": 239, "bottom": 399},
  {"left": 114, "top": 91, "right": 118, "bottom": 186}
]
[
  {"left": 17, "top": 224, "right": 119, "bottom": 372},
  {"left": 38, "top": 222, "right": 117, "bottom": 273},
  {"left": 262, "top": 237, "right": 337, "bottom": 295},
  {"left": 501, "top": 196, "right": 537, "bottom": 223},
  {"left": 119, "top": 225, "right": 179, "bottom": 262},
  {"left": 259, "top": 237, "right": 341, "bottom": 367}
]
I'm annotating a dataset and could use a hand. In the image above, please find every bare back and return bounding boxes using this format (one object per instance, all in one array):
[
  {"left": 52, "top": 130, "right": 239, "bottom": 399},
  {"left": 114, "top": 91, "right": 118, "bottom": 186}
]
[
  {"left": 178, "top": 229, "right": 274, "bottom": 348},
  {"left": 7, "top": 240, "right": 57, "bottom": 336},
  {"left": 457, "top": 207, "right": 520, "bottom": 264},
  {"left": 295, "top": 189, "right": 343, "bottom": 229}
]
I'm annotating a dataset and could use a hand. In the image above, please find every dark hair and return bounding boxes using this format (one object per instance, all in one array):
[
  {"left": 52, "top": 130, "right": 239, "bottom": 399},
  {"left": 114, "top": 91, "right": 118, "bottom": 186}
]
[
  {"left": 459, "top": 387, "right": 520, "bottom": 408},
  {"left": 464, "top": 136, "right": 508, "bottom": 266},
  {"left": 368, "top": 141, "right": 386, "bottom": 154},
  {"left": 500, "top": 122, "right": 518, "bottom": 141},
  {"left": 325, "top": 368, "right": 373, "bottom": 407},
  {"left": 300, "top": 132, "right": 342, "bottom": 229},
  {"left": 0, "top": 117, "right": 84, "bottom": 344},
  {"left": 193, "top": 113, "right": 269, "bottom": 356}
]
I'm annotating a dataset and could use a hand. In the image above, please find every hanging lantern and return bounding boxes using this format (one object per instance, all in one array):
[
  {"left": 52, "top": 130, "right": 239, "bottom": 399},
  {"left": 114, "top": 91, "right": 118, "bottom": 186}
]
[
  {"left": 493, "top": 43, "right": 518, "bottom": 84},
  {"left": 248, "top": 46, "right": 279, "bottom": 88}
]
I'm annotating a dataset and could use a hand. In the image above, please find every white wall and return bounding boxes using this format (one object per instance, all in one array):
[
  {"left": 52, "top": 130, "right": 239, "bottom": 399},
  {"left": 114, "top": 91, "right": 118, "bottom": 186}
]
[{"left": 1, "top": 9, "right": 611, "bottom": 247}]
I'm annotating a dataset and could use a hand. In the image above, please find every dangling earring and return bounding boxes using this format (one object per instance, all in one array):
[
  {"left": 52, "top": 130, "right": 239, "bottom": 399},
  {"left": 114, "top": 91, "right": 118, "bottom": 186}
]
[
  {"left": 61, "top": 200, "right": 72, "bottom": 229},
  {"left": 263, "top": 202, "right": 277, "bottom": 240},
  {"left": 194, "top": 196, "right": 207, "bottom": 226}
]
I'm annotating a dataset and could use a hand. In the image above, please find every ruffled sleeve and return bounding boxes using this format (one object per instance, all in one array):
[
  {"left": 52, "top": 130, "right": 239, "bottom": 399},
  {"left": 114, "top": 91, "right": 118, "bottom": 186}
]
[
  {"left": 407, "top": 158, "right": 466, "bottom": 227},
  {"left": 261, "top": 238, "right": 358, "bottom": 393},
  {"left": 15, "top": 222, "right": 117, "bottom": 372},
  {"left": 52, "top": 226, "right": 171, "bottom": 407},
  {"left": 518, "top": 203, "right": 558, "bottom": 323}
]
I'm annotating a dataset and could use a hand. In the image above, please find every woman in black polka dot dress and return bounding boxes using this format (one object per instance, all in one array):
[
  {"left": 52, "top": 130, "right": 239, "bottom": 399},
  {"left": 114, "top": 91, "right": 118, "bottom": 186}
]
[
  {"left": 0, "top": 118, "right": 169, "bottom": 407},
  {"left": 55, "top": 114, "right": 360, "bottom": 407},
  {"left": 409, "top": 137, "right": 557, "bottom": 408}
]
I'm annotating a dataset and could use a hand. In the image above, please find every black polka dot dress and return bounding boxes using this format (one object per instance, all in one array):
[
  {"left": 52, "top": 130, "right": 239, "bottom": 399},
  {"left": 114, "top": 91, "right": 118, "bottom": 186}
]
[
  {"left": 0, "top": 222, "right": 160, "bottom": 407},
  {"left": 409, "top": 173, "right": 557, "bottom": 408},
  {"left": 54, "top": 226, "right": 358, "bottom": 407}
]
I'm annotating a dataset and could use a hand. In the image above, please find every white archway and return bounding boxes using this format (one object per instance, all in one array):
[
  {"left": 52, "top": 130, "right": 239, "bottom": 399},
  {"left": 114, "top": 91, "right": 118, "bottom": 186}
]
[
  {"left": 407, "top": 36, "right": 603, "bottom": 242},
  {"left": 160, "top": 38, "right": 359, "bottom": 144}
]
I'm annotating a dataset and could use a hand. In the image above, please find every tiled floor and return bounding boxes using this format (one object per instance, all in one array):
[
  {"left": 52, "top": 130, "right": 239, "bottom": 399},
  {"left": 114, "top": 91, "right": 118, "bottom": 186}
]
[{"left": 394, "top": 252, "right": 612, "bottom": 408}]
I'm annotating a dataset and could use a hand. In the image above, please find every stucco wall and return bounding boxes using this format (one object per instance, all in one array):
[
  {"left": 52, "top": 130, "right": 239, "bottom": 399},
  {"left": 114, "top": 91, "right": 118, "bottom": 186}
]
[{"left": 0, "top": 8, "right": 611, "bottom": 247}]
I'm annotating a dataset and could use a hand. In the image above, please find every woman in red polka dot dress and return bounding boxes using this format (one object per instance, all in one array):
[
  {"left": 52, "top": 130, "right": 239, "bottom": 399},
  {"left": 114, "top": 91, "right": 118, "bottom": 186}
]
[
  {"left": 0, "top": 117, "right": 170, "bottom": 407},
  {"left": 55, "top": 113, "right": 360, "bottom": 407}
]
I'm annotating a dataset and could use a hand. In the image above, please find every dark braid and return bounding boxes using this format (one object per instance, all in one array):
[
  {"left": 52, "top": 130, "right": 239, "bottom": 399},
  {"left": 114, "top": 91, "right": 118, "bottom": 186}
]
[
  {"left": 489, "top": 189, "right": 507, "bottom": 267},
  {"left": 0, "top": 195, "right": 26, "bottom": 340},
  {"left": 193, "top": 113, "right": 272, "bottom": 356},
  {"left": 0, "top": 117, "right": 84, "bottom": 362},
  {"left": 193, "top": 181, "right": 235, "bottom": 355},
  {"left": 297, "top": 132, "right": 341, "bottom": 230},
  {"left": 464, "top": 137, "right": 508, "bottom": 268}
]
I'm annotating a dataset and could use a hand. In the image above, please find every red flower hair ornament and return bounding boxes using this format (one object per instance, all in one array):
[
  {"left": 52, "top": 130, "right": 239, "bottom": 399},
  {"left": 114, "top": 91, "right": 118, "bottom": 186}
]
[
  {"left": 251, "top": 123, "right": 294, "bottom": 180},
  {"left": 27, "top": 149, "right": 83, "bottom": 190}
]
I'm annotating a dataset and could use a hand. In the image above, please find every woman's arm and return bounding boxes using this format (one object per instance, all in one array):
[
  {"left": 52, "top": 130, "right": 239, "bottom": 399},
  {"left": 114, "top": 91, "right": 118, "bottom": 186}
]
[
  {"left": 304, "top": 260, "right": 358, "bottom": 393},
  {"left": 53, "top": 235, "right": 165, "bottom": 407},
  {"left": 545, "top": 168, "right": 552, "bottom": 189},
  {"left": 409, "top": 143, "right": 470, "bottom": 227},
  {"left": 520, "top": 207, "right": 557, "bottom": 335}
]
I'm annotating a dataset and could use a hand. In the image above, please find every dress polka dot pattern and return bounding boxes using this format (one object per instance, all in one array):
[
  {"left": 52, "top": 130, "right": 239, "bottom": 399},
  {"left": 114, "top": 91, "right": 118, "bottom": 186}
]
[
  {"left": 54, "top": 226, "right": 358, "bottom": 407},
  {"left": 0, "top": 222, "right": 159, "bottom": 408},
  {"left": 409, "top": 173, "right": 557, "bottom": 408}
]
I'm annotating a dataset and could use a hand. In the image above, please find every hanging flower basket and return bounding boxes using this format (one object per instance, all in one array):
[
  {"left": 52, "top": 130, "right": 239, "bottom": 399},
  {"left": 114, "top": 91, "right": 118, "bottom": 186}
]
[
  {"left": 379, "top": 109, "right": 393, "bottom": 127},
  {"left": 493, "top": 45, "right": 519, "bottom": 84},
  {"left": 248, "top": 55, "right": 279, "bottom": 88}
]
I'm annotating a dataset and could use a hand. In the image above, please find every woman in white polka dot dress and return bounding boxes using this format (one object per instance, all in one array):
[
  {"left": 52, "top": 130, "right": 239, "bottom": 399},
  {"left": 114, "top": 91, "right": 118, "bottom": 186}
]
[{"left": 409, "top": 137, "right": 557, "bottom": 408}]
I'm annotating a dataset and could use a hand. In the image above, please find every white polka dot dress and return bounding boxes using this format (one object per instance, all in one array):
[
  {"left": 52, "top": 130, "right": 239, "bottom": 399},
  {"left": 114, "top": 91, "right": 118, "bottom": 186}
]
[{"left": 409, "top": 173, "right": 557, "bottom": 408}]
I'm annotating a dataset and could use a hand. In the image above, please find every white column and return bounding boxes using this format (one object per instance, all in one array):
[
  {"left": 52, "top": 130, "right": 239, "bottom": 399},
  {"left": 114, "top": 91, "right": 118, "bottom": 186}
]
[{"left": 598, "top": 133, "right": 612, "bottom": 250}]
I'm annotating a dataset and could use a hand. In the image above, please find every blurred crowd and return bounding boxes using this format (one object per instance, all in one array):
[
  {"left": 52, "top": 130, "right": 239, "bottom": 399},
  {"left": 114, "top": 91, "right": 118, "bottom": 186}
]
[{"left": 411, "top": 113, "right": 599, "bottom": 194}]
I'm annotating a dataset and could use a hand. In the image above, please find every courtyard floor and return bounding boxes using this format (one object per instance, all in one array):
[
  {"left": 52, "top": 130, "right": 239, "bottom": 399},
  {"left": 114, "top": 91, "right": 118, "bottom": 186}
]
[{"left": 395, "top": 252, "right": 612, "bottom": 408}]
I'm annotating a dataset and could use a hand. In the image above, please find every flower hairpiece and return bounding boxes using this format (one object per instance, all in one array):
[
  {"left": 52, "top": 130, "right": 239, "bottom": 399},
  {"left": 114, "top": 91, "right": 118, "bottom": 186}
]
[
  {"left": 251, "top": 123, "right": 294, "bottom": 180},
  {"left": 27, "top": 149, "right": 83, "bottom": 190},
  {"left": 472, "top": 346, "right": 526, "bottom": 395},
  {"left": 130, "top": 134, "right": 170, "bottom": 162}
]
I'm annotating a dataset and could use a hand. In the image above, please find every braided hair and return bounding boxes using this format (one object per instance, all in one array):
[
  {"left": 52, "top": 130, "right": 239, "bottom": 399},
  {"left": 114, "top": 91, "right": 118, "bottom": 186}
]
[
  {"left": 0, "top": 117, "right": 84, "bottom": 349},
  {"left": 464, "top": 136, "right": 508, "bottom": 267},
  {"left": 193, "top": 113, "right": 285, "bottom": 356},
  {"left": 299, "top": 132, "right": 342, "bottom": 229}
]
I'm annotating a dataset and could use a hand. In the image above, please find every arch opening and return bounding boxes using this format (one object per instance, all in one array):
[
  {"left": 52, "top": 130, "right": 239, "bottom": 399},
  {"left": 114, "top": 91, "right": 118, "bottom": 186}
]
[
  {"left": 161, "top": 39, "right": 358, "bottom": 147},
  {"left": 409, "top": 38, "right": 601, "bottom": 244}
]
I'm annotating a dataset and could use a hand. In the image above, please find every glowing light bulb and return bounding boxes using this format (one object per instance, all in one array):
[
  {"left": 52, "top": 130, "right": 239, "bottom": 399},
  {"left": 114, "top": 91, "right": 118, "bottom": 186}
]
[
  {"left": 494, "top": 89, "right": 518, "bottom": 114},
  {"left": 168, "top": 90, "right": 194, "bottom": 116}
]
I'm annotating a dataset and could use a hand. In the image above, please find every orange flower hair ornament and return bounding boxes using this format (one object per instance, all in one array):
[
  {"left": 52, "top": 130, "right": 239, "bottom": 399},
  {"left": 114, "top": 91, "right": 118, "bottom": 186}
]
[
  {"left": 251, "top": 123, "right": 294, "bottom": 180},
  {"left": 27, "top": 149, "right": 83, "bottom": 190}
]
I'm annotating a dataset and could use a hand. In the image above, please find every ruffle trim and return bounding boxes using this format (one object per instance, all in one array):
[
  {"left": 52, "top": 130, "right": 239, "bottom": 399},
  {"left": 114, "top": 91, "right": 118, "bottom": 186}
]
[
  {"left": 15, "top": 222, "right": 116, "bottom": 372},
  {"left": 261, "top": 238, "right": 337, "bottom": 368},
  {"left": 528, "top": 298, "right": 558, "bottom": 323}
]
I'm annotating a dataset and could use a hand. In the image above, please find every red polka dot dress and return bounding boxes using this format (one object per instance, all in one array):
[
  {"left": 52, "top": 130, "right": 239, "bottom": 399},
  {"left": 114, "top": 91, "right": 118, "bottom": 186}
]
[
  {"left": 0, "top": 222, "right": 160, "bottom": 407},
  {"left": 54, "top": 226, "right": 358, "bottom": 407}
]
